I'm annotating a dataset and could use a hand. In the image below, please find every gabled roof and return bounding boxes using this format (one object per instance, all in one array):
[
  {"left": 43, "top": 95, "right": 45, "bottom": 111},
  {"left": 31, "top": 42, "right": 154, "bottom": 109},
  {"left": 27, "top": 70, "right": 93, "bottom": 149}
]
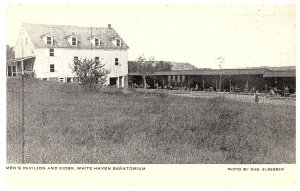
[
  {"left": 87, "top": 35, "right": 101, "bottom": 40},
  {"left": 65, "top": 33, "right": 78, "bottom": 39},
  {"left": 22, "top": 23, "right": 129, "bottom": 50},
  {"left": 41, "top": 33, "right": 54, "bottom": 37}
]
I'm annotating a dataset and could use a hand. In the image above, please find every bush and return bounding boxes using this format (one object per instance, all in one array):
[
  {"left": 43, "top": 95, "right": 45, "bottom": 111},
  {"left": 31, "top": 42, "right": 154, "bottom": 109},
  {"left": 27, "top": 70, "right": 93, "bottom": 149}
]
[
  {"left": 17, "top": 71, "right": 36, "bottom": 79},
  {"left": 72, "top": 58, "right": 110, "bottom": 89}
]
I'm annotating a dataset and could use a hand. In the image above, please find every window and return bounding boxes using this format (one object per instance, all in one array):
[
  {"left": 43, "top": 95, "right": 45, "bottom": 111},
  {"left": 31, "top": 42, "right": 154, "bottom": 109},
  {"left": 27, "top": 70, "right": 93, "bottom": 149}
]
[
  {"left": 116, "top": 39, "right": 121, "bottom": 47},
  {"left": 50, "top": 64, "right": 55, "bottom": 72},
  {"left": 177, "top": 75, "right": 181, "bottom": 83},
  {"left": 167, "top": 75, "right": 171, "bottom": 83},
  {"left": 42, "top": 78, "right": 48, "bottom": 81},
  {"left": 74, "top": 56, "right": 78, "bottom": 61},
  {"left": 49, "top": 48, "right": 54, "bottom": 56},
  {"left": 181, "top": 75, "right": 185, "bottom": 82},
  {"left": 12, "top": 66, "right": 16, "bottom": 77},
  {"left": 47, "top": 36, "right": 52, "bottom": 45},
  {"left": 115, "top": 58, "right": 119, "bottom": 66},
  {"left": 72, "top": 37, "right": 77, "bottom": 46},
  {"left": 95, "top": 57, "right": 99, "bottom": 63},
  {"left": 7, "top": 66, "right": 12, "bottom": 77},
  {"left": 59, "top": 78, "right": 64, "bottom": 82},
  {"left": 95, "top": 38, "right": 99, "bottom": 46},
  {"left": 66, "top": 77, "right": 72, "bottom": 83}
]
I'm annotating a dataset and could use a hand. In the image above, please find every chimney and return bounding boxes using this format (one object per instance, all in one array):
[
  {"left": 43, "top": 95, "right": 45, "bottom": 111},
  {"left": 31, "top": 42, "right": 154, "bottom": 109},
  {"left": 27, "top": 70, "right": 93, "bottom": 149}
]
[{"left": 108, "top": 24, "right": 111, "bottom": 29}]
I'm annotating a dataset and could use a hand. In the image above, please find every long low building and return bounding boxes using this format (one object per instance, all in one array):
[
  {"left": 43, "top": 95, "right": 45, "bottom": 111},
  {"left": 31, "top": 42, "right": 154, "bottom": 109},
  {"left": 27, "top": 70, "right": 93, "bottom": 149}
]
[{"left": 128, "top": 67, "right": 296, "bottom": 94}]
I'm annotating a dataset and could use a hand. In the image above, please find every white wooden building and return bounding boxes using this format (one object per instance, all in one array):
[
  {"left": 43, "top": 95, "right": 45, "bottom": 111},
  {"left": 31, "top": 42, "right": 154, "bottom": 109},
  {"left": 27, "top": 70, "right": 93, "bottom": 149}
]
[{"left": 7, "top": 23, "right": 129, "bottom": 87}]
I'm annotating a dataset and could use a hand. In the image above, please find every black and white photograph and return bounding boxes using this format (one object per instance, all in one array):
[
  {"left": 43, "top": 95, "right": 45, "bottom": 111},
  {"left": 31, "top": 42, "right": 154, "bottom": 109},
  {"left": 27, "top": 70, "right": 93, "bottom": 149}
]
[
  {"left": 5, "top": 3, "right": 296, "bottom": 166},
  {"left": 5, "top": 1, "right": 296, "bottom": 169}
]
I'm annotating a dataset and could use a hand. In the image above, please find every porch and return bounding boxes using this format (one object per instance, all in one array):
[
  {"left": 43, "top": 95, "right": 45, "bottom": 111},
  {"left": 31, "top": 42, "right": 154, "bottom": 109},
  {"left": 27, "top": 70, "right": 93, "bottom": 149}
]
[{"left": 6, "top": 56, "right": 35, "bottom": 77}]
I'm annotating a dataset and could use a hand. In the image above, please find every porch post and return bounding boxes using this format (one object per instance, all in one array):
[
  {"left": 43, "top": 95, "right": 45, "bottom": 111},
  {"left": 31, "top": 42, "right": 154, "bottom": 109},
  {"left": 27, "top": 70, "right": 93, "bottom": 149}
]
[
  {"left": 247, "top": 80, "right": 249, "bottom": 93},
  {"left": 283, "top": 83, "right": 285, "bottom": 97},
  {"left": 21, "top": 59, "right": 24, "bottom": 75}
]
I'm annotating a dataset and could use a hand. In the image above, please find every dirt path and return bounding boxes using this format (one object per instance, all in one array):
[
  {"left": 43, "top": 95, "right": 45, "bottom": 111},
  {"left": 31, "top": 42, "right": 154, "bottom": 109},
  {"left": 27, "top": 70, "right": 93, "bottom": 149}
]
[
  {"left": 177, "top": 92, "right": 295, "bottom": 106},
  {"left": 135, "top": 89, "right": 296, "bottom": 106}
]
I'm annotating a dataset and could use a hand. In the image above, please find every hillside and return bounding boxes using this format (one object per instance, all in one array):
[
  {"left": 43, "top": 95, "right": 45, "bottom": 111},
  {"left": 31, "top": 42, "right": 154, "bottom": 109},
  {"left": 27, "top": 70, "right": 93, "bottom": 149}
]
[
  {"left": 236, "top": 66, "right": 296, "bottom": 71},
  {"left": 170, "top": 62, "right": 198, "bottom": 70},
  {"left": 265, "top": 66, "right": 296, "bottom": 71}
]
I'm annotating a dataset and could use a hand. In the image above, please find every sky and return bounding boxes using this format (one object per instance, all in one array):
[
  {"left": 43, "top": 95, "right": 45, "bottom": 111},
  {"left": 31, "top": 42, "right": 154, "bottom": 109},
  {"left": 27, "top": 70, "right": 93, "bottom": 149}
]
[{"left": 5, "top": 4, "right": 296, "bottom": 69}]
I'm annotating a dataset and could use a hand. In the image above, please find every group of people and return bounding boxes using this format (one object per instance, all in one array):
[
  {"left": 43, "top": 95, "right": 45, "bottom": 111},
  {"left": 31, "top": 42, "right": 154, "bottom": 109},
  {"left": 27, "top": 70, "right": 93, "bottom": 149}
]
[
  {"left": 253, "top": 86, "right": 291, "bottom": 103},
  {"left": 132, "top": 81, "right": 291, "bottom": 103}
]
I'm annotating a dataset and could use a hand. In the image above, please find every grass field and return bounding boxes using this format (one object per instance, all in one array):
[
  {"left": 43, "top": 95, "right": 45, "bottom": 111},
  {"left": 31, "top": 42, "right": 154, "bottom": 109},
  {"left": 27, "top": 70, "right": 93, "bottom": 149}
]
[{"left": 7, "top": 78, "right": 296, "bottom": 164}]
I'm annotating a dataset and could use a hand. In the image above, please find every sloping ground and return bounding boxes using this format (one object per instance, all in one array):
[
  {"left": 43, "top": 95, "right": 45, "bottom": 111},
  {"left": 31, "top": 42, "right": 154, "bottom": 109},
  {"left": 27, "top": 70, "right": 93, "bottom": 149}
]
[
  {"left": 171, "top": 62, "right": 198, "bottom": 70},
  {"left": 7, "top": 78, "right": 295, "bottom": 164},
  {"left": 235, "top": 66, "right": 296, "bottom": 71}
]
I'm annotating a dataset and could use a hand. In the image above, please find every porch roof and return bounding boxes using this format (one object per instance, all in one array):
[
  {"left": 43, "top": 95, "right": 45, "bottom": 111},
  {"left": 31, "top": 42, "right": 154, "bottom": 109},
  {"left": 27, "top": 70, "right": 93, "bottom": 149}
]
[
  {"left": 6, "top": 55, "right": 36, "bottom": 64},
  {"left": 128, "top": 68, "right": 270, "bottom": 76},
  {"left": 263, "top": 71, "right": 296, "bottom": 78}
]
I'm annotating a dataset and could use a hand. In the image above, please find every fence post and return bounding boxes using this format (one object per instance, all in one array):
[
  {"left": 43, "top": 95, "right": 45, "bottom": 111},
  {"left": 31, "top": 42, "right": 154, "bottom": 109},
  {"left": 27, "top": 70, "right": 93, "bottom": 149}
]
[{"left": 21, "top": 74, "right": 25, "bottom": 163}]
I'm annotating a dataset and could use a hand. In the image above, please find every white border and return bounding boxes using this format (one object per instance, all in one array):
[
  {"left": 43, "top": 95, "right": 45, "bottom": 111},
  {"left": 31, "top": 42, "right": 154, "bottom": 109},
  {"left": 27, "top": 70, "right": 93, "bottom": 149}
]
[{"left": 0, "top": 0, "right": 298, "bottom": 190}]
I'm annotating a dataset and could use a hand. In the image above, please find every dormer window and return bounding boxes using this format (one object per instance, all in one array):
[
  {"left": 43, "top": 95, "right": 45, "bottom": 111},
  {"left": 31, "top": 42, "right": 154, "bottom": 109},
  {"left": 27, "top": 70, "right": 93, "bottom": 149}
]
[
  {"left": 66, "top": 35, "right": 78, "bottom": 46},
  {"left": 112, "top": 37, "right": 122, "bottom": 47},
  {"left": 89, "top": 36, "right": 101, "bottom": 47},
  {"left": 95, "top": 38, "right": 100, "bottom": 46},
  {"left": 47, "top": 37, "right": 52, "bottom": 45},
  {"left": 116, "top": 38, "right": 121, "bottom": 47},
  {"left": 42, "top": 34, "right": 54, "bottom": 45},
  {"left": 72, "top": 37, "right": 77, "bottom": 46}
]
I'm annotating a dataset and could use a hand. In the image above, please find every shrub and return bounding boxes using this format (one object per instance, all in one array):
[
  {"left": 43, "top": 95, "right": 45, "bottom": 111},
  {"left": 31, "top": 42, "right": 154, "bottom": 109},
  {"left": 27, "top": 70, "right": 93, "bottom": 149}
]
[{"left": 72, "top": 58, "right": 110, "bottom": 89}]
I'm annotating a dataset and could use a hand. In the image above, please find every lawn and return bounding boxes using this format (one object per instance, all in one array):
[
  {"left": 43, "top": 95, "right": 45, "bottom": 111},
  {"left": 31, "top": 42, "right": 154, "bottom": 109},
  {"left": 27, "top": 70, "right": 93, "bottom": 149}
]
[{"left": 7, "top": 78, "right": 296, "bottom": 164}]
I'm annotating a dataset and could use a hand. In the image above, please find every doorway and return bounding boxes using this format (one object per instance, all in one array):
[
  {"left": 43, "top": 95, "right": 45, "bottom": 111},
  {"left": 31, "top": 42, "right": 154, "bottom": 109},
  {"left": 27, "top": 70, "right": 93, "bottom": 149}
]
[{"left": 109, "top": 77, "right": 118, "bottom": 86}]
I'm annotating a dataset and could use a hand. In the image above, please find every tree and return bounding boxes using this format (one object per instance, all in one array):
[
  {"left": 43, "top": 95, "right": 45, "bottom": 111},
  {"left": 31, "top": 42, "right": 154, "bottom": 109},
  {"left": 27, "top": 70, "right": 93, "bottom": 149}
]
[
  {"left": 154, "top": 61, "right": 173, "bottom": 72},
  {"left": 72, "top": 58, "right": 110, "bottom": 89},
  {"left": 128, "top": 61, "right": 139, "bottom": 73},
  {"left": 129, "top": 60, "right": 173, "bottom": 73},
  {"left": 6, "top": 45, "right": 15, "bottom": 60},
  {"left": 136, "top": 55, "right": 155, "bottom": 94},
  {"left": 216, "top": 57, "right": 225, "bottom": 92}
]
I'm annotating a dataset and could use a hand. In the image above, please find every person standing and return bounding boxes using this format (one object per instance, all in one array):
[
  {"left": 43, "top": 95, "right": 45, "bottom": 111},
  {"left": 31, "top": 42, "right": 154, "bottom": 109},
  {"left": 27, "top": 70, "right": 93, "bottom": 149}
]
[
  {"left": 195, "top": 84, "right": 198, "bottom": 91},
  {"left": 254, "top": 90, "right": 259, "bottom": 103},
  {"left": 284, "top": 86, "right": 289, "bottom": 97}
]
